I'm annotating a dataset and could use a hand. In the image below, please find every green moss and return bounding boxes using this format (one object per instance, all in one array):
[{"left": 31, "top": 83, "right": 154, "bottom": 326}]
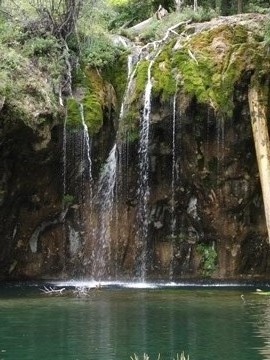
[
  {"left": 82, "top": 91, "right": 103, "bottom": 134},
  {"left": 152, "top": 44, "right": 177, "bottom": 100},
  {"left": 170, "top": 24, "right": 270, "bottom": 116},
  {"left": 66, "top": 97, "right": 82, "bottom": 129},
  {"left": 68, "top": 68, "right": 105, "bottom": 134},
  {"left": 118, "top": 107, "right": 140, "bottom": 143},
  {"left": 66, "top": 91, "right": 103, "bottom": 134},
  {"left": 104, "top": 52, "right": 128, "bottom": 104},
  {"left": 135, "top": 60, "right": 149, "bottom": 96}
]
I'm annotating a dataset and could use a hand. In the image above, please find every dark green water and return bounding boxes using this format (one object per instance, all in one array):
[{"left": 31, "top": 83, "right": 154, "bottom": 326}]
[{"left": 0, "top": 285, "right": 270, "bottom": 360}]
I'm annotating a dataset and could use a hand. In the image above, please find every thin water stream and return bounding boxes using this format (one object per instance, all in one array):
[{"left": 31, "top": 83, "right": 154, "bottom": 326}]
[
  {"left": 136, "top": 58, "right": 155, "bottom": 281},
  {"left": 92, "top": 144, "right": 117, "bottom": 279},
  {"left": 169, "top": 92, "right": 177, "bottom": 280}
]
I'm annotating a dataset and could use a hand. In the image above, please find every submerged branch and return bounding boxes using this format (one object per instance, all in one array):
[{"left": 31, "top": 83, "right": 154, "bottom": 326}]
[{"left": 40, "top": 286, "right": 66, "bottom": 295}]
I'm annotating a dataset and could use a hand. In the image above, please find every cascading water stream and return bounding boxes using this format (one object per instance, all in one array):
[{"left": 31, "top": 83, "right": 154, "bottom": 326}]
[
  {"left": 80, "top": 104, "right": 93, "bottom": 183},
  {"left": 91, "top": 51, "right": 140, "bottom": 279},
  {"left": 136, "top": 57, "right": 155, "bottom": 281},
  {"left": 169, "top": 91, "right": 177, "bottom": 280},
  {"left": 217, "top": 115, "right": 225, "bottom": 173},
  {"left": 89, "top": 28, "right": 181, "bottom": 281},
  {"left": 92, "top": 143, "right": 117, "bottom": 279},
  {"left": 62, "top": 113, "right": 67, "bottom": 206}
]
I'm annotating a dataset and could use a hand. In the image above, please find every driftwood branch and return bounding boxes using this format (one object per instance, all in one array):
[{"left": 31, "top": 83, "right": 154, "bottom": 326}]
[{"left": 41, "top": 286, "right": 66, "bottom": 294}]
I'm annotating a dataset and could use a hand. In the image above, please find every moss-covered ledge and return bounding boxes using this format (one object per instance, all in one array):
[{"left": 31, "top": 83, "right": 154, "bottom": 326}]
[
  {"left": 67, "top": 67, "right": 117, "bottom": 135},
  {"left": 0, "top": 43, "right": 61, "bottom": 150},
  {"left": 132, "top": 14, "right": 270, "bottom": 117}
]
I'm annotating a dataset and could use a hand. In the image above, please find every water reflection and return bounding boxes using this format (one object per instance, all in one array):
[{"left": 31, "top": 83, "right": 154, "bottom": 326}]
[
  {"left": 253, "top": 297, "right": 270, "bottom": 359},
  {"left": 0, "top": 289, "right": 268, "bottom": 360}
]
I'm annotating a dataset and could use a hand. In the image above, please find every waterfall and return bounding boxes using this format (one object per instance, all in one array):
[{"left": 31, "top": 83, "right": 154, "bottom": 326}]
[
  {"left": 80, "top": 104, "right": 93, "bottom": 183},
  {"left": 169, "top": 92, "right": 177, "bottom": 280},
  {"left": 136, "top": 58, "right": 155, "bottom": 281},
  {"left": 217, "top": 115, "right": 225, "bottom": 174},
  {"left": 92, "top": 144, "right": 117, "bottom": 279},
  {"left": 119, "top": 53, "right": 139, "bottom": 120},
  {"left": 90, "top": 51, "right": 140, "bottom": 280},
  {"left": 62, "top": 113, "right": 67, "bottom": 206}
]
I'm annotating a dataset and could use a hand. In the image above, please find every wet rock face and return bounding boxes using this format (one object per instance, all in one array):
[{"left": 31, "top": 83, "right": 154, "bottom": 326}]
[
  {"left": 142, "top": 80, "right": 270, "bottom": 279},
  {"left": 0, "top": 123, "right": 65, "bottom": 279},
  {"left": 1, "top": 14, "right": 270, "bottom": 280}
]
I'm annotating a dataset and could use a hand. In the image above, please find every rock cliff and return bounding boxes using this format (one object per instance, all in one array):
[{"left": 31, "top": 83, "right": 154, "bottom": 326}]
[{"left": 1, "top": 13, "right": 270, "bottom": 280}]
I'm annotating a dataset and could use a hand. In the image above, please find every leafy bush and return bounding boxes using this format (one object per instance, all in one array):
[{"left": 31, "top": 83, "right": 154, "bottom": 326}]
[
  {"left": 81, "top": 34, "right": 124, "bottom": 68},
  {"left": 23, "top": 35, "right": 60, "bottom": 57},
  {"left": 246, "top": 0, "right": 270, "bottom": 13},
  {"left": 264, "top": 20, "right": 270, "bottom": 46},
  {"left": 196, "top": 243, "right": 217, "bottom": 276},
  {"left": 126, "top": 5, "right": 218, "bottom": 42},
  {"left": 108, "top": 0, "right": 153, "bottom": 29},
  {"left": 63, "top": 194, "right": 75, "bottom": 206}
]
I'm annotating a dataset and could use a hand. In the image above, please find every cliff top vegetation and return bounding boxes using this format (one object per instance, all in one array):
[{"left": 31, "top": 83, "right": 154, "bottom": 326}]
[{"left": 0, "top": 0, "right": 269, "bottom": 134}]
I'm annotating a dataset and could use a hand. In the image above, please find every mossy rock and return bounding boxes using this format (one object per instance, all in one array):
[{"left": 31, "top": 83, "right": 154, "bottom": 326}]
[
  {"left": 171, "top": 23, "right": 270, "bottom": 115},
  {"left": 103, "top": 52, "right": 129, "bottom": 106},
  {"left": 82, "top": 92, "right": 103, "bottom": 134},
  {"left": 152, "top": 42, "right": 177, "bottom": 100},
  {"left": 67, "top": 68, "right": 109, "bottom": 134},
  {"left": 119, "top": 108, "right": 140, "bottom": 143},
  {"left": 0, "top": 43, "right": 59, "bottom": 132},
  {"left": 66, "top": 97, "right": 82, "bottom": 129},
  {"left": 134, "top": 59, "right": 150, "bottom": 97},
  {"left": 132, "top": 22, "right": 270, "bottom": 117}
]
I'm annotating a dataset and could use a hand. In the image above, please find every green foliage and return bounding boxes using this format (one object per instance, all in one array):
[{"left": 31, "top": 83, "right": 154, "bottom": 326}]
[
  {"left": 108, "top": 0, "right": 153, "bottom": 29},
  {"left": 196, "top": 243, "right": 217, "bottom": 276},
  {"left": 264, "top": 20, "right": 270, "bottom": 46},
  {"left": 81, "top": 34, "right": 124, "bottom": 68},
  {"left": 63, "top": 194, "right": 75, "bottom": 206},
  {"left": 23, "top": 35, "right": 60, "bottom": 57},
  {"left": 180, "top": 5, "right": 218, "bottom": 22},
  {"left": 246, "top": 0, "right": 270, "bottom": 13},
  {"left": 124, "top": 7, "right": 217, "bottom": 43}
]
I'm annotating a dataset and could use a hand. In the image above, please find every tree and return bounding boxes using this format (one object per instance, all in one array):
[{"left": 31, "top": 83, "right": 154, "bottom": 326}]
[
  {"left": 248, "top": 77, "right": 270, "bottom": 243},
  {"left": 220, "top": 0, "right": 232, "bottom": 15},
  {"left": 237, "top": 0, "right": 243, "bottom": 13},
  {"left": 29, "top": 0, "right": 84, "bottom": 39}
]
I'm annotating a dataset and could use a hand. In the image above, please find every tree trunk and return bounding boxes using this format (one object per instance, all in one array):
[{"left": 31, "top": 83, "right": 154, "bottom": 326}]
[
  {"left": 237, "top": 0, "right": 243, "bottom": 13},
  {"left": 248, "top": 79, "right": 270, "bottom": 242}
]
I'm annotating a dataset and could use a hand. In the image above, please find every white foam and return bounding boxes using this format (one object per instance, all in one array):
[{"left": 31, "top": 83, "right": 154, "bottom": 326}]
[{"left": 49, "top": 280, "right": 259, "bottom": 290}]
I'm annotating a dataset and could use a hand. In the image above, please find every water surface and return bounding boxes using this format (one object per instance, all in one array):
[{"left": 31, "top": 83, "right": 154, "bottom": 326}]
[{"left": 0, "top": 284, "right": 269, "bottom": 360}]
